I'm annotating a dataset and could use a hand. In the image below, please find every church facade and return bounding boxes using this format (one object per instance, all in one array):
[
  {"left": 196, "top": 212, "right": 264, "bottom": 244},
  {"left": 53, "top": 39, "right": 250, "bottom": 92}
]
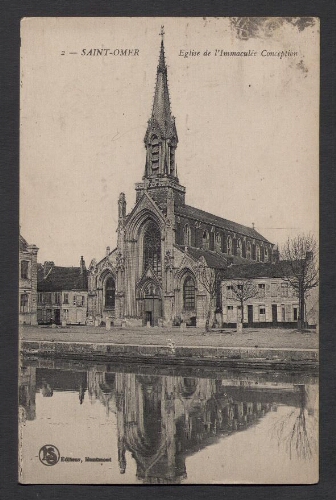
[{"left": 88, "top": 35, "right": 274, "bottom": 328}]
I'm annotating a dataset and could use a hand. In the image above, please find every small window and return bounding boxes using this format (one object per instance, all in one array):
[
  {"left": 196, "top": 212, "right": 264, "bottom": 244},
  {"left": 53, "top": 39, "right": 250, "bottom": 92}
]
[
  {"left": 81, "top": 295, "right": 85, "bottom": 306},
  {"left": 259, "top": 307, "right": 266, "bottom": 315},
  {"left": 293, "top": 307, "right": 298, "bottom": 321},
  {"left": 237, "top": 284, "right": 243, "bottom": 290},
  {"left": 227, "top": 305, "right": 233, "bottom": 310},
  {"left": 227, "top": 285, "right": 233, "bottom": 290},
  {"left": 281, "top": 306, "right": 286, "bottom": 321},
  {"left": 20, "top": 293, "right": 29, "bottom": 313},
  {"left": 73, "top": 295, "right": 77, "bottom": 306},
  {"left": 281, "top": 283, "right": 288, "bottom": 297},
  {"left": 258, "top": 283, "right": 265, "bottom": 289},
  {"left": 21, "top": 260, "right": 29, "bottom": 279},
  {"left": 64, "top": 293, "right": 69, "bottom": 304}
]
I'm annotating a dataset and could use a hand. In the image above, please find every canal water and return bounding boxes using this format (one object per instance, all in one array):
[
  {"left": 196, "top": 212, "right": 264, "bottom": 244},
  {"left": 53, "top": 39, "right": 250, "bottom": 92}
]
[{"left": 19, "top": 357, "right": 318, "bottom": 484}]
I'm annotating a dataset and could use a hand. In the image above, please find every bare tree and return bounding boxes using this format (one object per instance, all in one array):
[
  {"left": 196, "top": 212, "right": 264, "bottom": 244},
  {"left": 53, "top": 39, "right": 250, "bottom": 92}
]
[
  {"left": 270, "top": 384, "right": 318, "bottom": 461},
  {"left": 280, "top": 234, "right": 319, "bottom": 330},
  {"left": 230, "top": 279, "right": 259, "bottom": 326},
  {"left": 197, "top": 259, "right": 226, "bottom": 332}
]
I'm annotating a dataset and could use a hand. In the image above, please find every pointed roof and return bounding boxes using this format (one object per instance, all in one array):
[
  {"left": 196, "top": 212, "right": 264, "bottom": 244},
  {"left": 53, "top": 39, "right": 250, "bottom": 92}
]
[
  {"left": 175, "top": 204, "right": 271, "bottom": 243},
  {"left": 145, "top": 36, "right": 177, "bottom": 141}
]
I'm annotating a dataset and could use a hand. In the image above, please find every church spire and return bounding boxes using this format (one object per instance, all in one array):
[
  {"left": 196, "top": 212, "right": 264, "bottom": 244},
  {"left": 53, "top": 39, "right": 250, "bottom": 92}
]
[
  {"left": 144, "top": 28, "right": 178, "bottom": 179},
  {"left": 149, "top": 27, "right": 176, "bottom": 139}
]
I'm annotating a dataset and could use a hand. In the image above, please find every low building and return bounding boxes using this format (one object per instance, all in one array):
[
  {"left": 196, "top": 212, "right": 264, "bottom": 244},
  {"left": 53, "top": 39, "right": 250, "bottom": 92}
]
[
  {"left": 221, "top": 262, "right": 318, "bottom": 328},
  {"left": 37, "top": 257, "right": 88, "bottom": 325},
  {"left": 19, "top": 234, "right": 39, "bottom": 325}
]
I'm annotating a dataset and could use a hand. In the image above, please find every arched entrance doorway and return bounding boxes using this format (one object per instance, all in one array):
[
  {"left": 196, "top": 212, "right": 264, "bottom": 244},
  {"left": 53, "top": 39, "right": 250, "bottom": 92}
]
[{"left": 143, "top": 281, "right": 162, "bottom": 327}]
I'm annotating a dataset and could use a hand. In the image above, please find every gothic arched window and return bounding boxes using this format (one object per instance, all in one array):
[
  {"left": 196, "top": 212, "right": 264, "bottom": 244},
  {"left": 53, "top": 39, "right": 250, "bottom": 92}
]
[
  {"left": 202, "top": 230, "right": 210, "bottom": 250},
  {"left": 144, "top": 221, "right": 161, "bottom": 277},
  {"left": 184, "top": 224, "right": 191, "bottom": 246},
  {"left": 264, "top": 246, "right": 269, "bottom": 261},
  {"left": 169, "top": 146, "right": 175, "bottom": 175},
  {"left": 237, "top": 238, "right": 242, "bottom": 257},
  {"left": 215, "top": 232, "right": 222, "bottom": 252},
  {"left": 227, "top": 235, "right": 232, "bottom": 255},
  {"left": 256, "top": 244, "right": 261, "bottom": 262},
  {"left": 151, "top": 135, "right": 159, "bottom": 170},
  {"left": 105, "top": 277, "right": 115, "bottom": 308},
  {"left": 260, "top": 245, "right": 265, "bottom": 262},
  {"left": 246, "top": 241, "right": 251, "bottom": 259},
  {"left": 183, "top": 276, "right": 196, "bottom": 310}
]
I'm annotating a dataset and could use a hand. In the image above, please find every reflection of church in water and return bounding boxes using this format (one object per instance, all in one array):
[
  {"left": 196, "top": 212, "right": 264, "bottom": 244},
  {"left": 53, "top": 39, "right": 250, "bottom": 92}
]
[
  {"left": 87, "top": 31, "right": 273, "bottom": 327},
  {"left": 19, "top": 363, "right": 317, "bottom": 484}
]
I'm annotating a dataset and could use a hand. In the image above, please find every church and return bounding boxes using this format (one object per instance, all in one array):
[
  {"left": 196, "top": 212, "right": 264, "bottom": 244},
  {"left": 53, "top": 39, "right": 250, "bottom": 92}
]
[{"left": 87, "top": 33, "right": 274, "bottom": 328}]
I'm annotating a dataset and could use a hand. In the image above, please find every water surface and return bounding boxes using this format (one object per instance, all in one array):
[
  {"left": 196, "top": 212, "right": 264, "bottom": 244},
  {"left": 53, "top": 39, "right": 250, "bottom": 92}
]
[{"left": 19, "top": 358, "right": 318, "bottom": 484}]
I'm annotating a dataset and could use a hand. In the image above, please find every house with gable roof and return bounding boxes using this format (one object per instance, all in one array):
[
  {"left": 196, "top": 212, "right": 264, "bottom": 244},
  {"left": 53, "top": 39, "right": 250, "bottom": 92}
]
[{"left": 37, "top": 257, "right": 88, "bottom": 325}]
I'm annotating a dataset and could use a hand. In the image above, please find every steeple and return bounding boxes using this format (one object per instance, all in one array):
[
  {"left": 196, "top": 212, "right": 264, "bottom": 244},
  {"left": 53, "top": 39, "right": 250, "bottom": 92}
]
[
  {"left": 144, "top": 27, "right": 178, "bottom": 179},
  {"left": 136, "top": 28, "right": 185, "bottom": 209}
]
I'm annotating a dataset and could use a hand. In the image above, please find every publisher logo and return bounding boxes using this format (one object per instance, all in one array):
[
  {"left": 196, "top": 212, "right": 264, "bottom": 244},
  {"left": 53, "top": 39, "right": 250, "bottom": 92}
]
[{"left": 39, "top": 445, "right": 60, "bottom": 466}]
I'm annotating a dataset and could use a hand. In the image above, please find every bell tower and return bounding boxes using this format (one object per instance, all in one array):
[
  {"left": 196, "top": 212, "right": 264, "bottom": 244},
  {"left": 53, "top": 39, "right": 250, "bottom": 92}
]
[
  {"left": 144, "top": 26, "right": 178, "bottom": 180},
  {"left": 135, "top": 27, "right": 186, "bottom": 211}
]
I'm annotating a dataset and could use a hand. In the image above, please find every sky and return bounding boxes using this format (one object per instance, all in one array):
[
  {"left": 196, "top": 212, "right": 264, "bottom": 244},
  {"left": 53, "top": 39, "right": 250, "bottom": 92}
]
[{"left": 20, "top": 17, "right": 319, "bottom": 266}]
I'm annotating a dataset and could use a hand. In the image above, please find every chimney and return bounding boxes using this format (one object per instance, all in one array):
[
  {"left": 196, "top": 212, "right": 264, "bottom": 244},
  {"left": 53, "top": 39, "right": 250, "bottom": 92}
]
[
  {"left": 80, "top": 256, "right": 86, "bottom": 274},
  {"left": 43, "top": 261, "right": 54, "bottom": 278}
]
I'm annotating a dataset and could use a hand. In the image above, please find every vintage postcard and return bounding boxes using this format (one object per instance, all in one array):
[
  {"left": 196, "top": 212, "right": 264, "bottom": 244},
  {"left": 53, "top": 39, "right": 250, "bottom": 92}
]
[{"left": 19, "top": 17, "right": 319, "bottom": 484}]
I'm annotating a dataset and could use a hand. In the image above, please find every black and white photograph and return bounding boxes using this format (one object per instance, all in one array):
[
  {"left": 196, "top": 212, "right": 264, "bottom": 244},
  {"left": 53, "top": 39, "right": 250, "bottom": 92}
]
[{"left": 19, "top": 17, "right": 319, "bottom": 484}]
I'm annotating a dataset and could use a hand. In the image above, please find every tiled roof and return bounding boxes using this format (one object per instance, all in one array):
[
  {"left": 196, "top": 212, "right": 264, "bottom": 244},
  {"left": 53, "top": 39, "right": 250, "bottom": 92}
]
[
  {"left": 175, "top": 245, "right": 227, "bottom": 269},
  {"left": 37, "top": 265, "right": 88, "bottom": 291},
  {"left": 175, "top": 205, "right": 271, "bottom": 243},
  {"left": 224, "top": 261, "right": 293, "bottom": 280}
]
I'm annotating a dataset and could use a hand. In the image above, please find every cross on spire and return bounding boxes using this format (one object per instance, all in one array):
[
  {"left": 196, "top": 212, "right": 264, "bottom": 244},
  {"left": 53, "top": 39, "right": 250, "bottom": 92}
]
[{"left": 143, "top": 29, "right": 179, "bottom": 180}]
